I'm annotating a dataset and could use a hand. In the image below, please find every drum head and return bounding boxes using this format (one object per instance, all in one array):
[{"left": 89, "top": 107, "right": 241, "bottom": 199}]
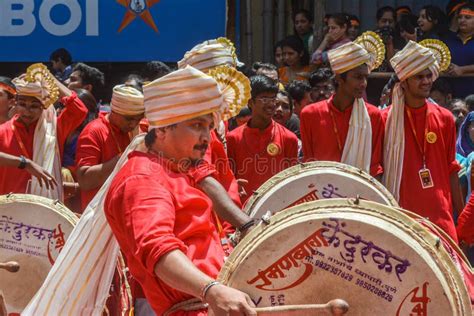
[
  {"left": 0, "top": 194, "right": 77, "bottom": 314},
  {"left": 220, "top": 199, "right": 471, "bottom": 315},
  {"left": 244, "top": 161, "right": 398, "bottom": 218}
]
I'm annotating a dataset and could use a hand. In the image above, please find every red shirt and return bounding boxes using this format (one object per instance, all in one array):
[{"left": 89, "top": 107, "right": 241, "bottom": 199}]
[
  {"left": 0, "top": 92, "right": 87, "bottom": 195},
  {"left": 104, "top": 151, "right": 224, "bottom": 315},
  {"left": 300, "top": 96, "right": 384, "bottom": 176},
  {"left": 382, "top": 102, "right": 460, "bottom": 242},
  {"left": 75, "top": 113, "right": 131, "bottom": 210},
  {"left": 205, "top": 130, "right": 241, "bottom": 207},
  {"left": 226, "top": 120, "right": 299, "bottom": 204},
  {"left": 457, "top": 193, "right": 474, "bottom": 244}
]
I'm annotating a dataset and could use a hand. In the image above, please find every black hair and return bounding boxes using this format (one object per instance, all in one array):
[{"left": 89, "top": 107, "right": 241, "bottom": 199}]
[
  {"left": 143, "top": 61, "right": 171, "bottom": 81},
  {"left": 249, "top": 75, "right": 279, "bottom": 99},
  {"left": 236, "top": 106, "right": 252, "bottom": 118},
  {"left": 431, "top": 78, "right": 453, "bottom": 95},
  {"left": 419, "top": 5, "right": 449, "bottom": 39},
  {"left": 376, "top": 6, "right": 396, "bottom": 22},
  {"left": 281, "top": 35, "right": 310, "bottom": 66},
  {"left": 74, "top": 88, "right": 97, "bottom": 114},
  {"left": 348, "top": 14, "right": 360, "bottom": 25},
  {"left": 398, "top": 13, "right": 419, "bottom": 34},
  {"left": 293, "top": 9, "right": 313, "bottom": 23},
  {"left": 252, "top": 62, "right": 277, "bottom": 72},
  {"left": 0, "top": 76, "right": 16, "bottom": 99},
  {"left": 458, "top": 2, "right": 474, "bottom": 14},
  {"left": 124, "top": 73, "right": 144, "bottom": 92},
  {"left": 72, "top": 63, "right": 105, "bottom": 97},
  {"left": 50, "top": 48, "right": 72, "bottom": 65},
  {"left": 286, "top": 80, "right": 311, "bottom": 103},
  {"left": 465, "top": 94, "right": 474, "bottom": 112},
  {"left": 328, "top": 13, "right": 351, "bottom": 33},
  {"left": 446, "top": 0, "right": 469, "bottom": 18},
  {"left": 145, "top": 129, "right": 157, "bottom": 148},
  {"left": 308, "top": 68, "right": 334, "bottom": 87}
]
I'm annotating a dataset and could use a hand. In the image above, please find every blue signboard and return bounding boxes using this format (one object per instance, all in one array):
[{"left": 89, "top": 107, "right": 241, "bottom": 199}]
[{"left": 0, "top": 0, "right": 227, "bottom": 62}]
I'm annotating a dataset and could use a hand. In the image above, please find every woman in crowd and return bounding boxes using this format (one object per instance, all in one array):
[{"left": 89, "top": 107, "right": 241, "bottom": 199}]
[
  {"left": 293, "top": 9, "right": 314, "bottom": 55},
  {"left": 278, "top": 35, "right": 313, "bottom": 85},
  {"left": 311, "top": 13, "right": 351, "bottom": 66},
  {"left": 274, "top": 40, "right": 285, "bottom": 69},
  {"left": 417, "top": 5, "right": 449, "bottom": 40}
]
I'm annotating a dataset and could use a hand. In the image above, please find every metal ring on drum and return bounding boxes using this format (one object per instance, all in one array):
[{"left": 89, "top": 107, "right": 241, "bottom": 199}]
[
  {"left": 0, "top": 194, "right": 78, "bottom": 315},
  {"left": 220, "top": 199, "right": 472, "bottom": 315},
  {"left": 244, "top": 161, "right": 398, "bottom": 219}
]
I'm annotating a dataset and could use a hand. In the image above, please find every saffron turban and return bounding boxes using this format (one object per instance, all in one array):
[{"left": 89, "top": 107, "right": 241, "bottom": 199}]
[{"left": 178, "top": 38, "right": 237, "bottom": 73}]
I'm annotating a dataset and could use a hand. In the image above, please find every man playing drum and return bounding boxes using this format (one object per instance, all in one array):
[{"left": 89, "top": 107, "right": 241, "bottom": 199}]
[
  {"left": 104, "top": 66, "right": 257, "bottom": 315},
  {"left": 300, "top": 31, "right": 386, "bottom": 178},
  {"left": 0, "top": 64, "right": 87, "bottom": 200},
  {"left": 75, "top": 84, "right": 144, "bottom": 212},
  {"left": 383, "top": 40, "right": 464, "bottom": 242}
]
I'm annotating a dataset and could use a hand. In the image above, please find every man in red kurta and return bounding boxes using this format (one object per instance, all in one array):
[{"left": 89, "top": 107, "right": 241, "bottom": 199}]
[
  {"left": 383, "top": 40, "right": 462, "bottom": 242},
  {"left": 0, "top": 66, "right": 87, "bottom": 197},
  {"left": 301, "top": 94, "right": 384, "bottom": 176},
  {"left": 458, "top": 193, "right": 474, "bottom": 245},
  {"left": 76, "top": 85, "right": 144, "bottom": 211},
  {"left": 105, "top": 66, "right": 256, "bottom": 315},
  {"left": 227, "top": 75, "right": 298, "bottom": 204},
  {"left": 300, "top": 32, "right": 386, "bottom": 177}
]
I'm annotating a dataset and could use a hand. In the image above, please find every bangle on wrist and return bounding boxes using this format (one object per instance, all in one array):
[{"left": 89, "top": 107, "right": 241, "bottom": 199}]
[
  {"left": 18, "top": 155, "right": 27, "bottom": 169},
  {"left": 200, "top": 280, "right": 220, "bottom": 302}
]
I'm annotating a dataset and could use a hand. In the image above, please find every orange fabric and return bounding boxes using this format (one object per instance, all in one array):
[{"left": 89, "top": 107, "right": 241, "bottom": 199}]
[
  {"left": 0, "top": 92, "right": 87, "bottom": 195},
  {"left": 226, "top": 120, "right": 299, "bottom": 204},
  {"left": 278, "top": 65, "right": 314, "bottom": 85},
  {"left": 382, "top": 102, "right": 460, "bottom": 242},
  {"left": 104, "top": 151, "right": 223, "bottom": 315},
  {"left": 300, "top": 96, "right": 384, "bottom": 177}
]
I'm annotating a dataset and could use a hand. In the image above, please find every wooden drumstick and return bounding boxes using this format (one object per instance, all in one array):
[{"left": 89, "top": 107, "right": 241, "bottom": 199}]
[
  {"left": 0, "top": 261, "right": 20, "bottom": 273},
  {"left": 255, "top": 299, "right": 349, "bottom": 315}
]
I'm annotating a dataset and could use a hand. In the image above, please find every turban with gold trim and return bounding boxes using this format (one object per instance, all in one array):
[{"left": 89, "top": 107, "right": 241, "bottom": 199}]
[
  {"left": 177, "top": 38, "right": 237, "bottom": 73},
  {"left": 327, "top": 31, "right": 385, "bottom": 74},
  {"left": 111, "top": 84, "right": 144, "bottom": 116},
  {"left": 12, "top": 63, "right": 59, "bottom": 108}
]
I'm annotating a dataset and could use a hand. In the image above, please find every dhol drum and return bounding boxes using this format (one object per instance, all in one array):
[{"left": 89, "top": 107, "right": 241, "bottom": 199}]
[
  {"left": 0, "top": 194, "right": 77, "bottom": 315},
  {"left": 244, "top": 161, "right": 398, "bottom": 219},
  {"left": 220, "top": 199, "right": 472, "bottom": 315}
]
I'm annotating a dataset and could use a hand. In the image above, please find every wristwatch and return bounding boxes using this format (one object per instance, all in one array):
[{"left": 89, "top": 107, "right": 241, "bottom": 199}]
[{"left": 18, "top": 155, "right": 27, "bottom": 169}]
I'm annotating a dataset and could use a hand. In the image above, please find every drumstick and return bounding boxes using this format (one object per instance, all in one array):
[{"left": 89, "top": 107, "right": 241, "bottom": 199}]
[
  {"left": 0, "top": 261, "right": 20, "bottom": 273},
  {"left": 255, "top": 299, "right": 349, "bottom": 315}
]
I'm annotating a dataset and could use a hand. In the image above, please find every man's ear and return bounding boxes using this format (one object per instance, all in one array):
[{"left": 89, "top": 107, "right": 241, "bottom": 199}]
[
  {"left": 247, "top": 99, "right": 254, "bottom": 111},
  {"left": 156, "top": 127, "right": 167, "bottom": 140}
]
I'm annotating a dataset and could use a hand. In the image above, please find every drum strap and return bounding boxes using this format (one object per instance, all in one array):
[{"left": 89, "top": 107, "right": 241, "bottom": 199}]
[{"left": 163, "top": 298, "right": 207, "bottom": 316}]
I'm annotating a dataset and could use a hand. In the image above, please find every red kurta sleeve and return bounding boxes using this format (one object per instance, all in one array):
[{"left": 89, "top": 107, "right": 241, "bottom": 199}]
[
  {"left": 445, "top": 113, "right": 461, "bottom": 174},
  {"left": 57, "top": 92, "right": 88, "bottom": 156},
  {"left": 226, "top": 132, "right": 238, "bottom": 175},
  {"left": 286, "top": 131, "right": 299, "bottom": 166},
  {"left": 114, "top": 176, "right": 188, "bottom": 275},
  {"left": 458, "top": 194, "right": 474, "bottom": 244},
  {"left": 300, "top": 106, "right": 315, "bottom": 162},
  {"left": 75, "top": 126, "right": 103, "bottom": 167}
]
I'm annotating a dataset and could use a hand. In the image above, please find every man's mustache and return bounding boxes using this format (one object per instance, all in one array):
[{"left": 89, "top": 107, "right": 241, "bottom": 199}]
[{"left": 194, "top": 143, "right": 209, "bottom": 151}]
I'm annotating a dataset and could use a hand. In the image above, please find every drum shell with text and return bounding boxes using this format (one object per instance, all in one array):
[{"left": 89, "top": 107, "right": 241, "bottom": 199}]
[
  {"left": 0, "top": 194, "right": 77, "bottom": 314},
  {"left": 244, "top": 161, "right": 398, "bottom": 219},
  {"left": 220, "top": 199, "right": 472, "bottom": 315}
]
